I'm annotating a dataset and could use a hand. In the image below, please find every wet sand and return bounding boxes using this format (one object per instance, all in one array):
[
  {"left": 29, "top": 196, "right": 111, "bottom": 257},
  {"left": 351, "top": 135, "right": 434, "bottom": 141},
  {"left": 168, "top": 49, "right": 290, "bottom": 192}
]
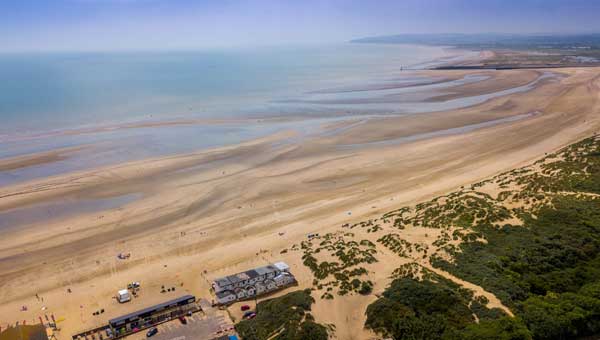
[
  {"left": 1, "top": 66, "right": 600, "bottom": 339},
  {"left": 0, "top": 146, "right": 88, "bottom": 172}
]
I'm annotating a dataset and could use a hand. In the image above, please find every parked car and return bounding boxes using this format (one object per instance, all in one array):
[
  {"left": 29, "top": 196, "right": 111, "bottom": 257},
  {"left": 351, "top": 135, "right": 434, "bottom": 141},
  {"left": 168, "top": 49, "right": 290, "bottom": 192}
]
[
  {"left": 243, "top": 311, "right": 254, "bottom": 318},
  {"left": 240, "top": 305, "right": 251, "bottom": 311},
  {"left": 179, "top": 315, "right": 187, "bottom": 324},
  {"left": 247, "top": 312, "right": 257, "bottom": 320},
  {"left": 146, "top": 328, "right": 158, "bottom": 337}
]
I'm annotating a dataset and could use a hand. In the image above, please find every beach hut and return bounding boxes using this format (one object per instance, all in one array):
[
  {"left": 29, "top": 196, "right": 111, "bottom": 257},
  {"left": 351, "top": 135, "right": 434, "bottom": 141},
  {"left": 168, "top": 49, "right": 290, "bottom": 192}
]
[
  {"left": 273, "top": 261, "right": 290, "bottom": 272},
  {"left": 216, "top": 291, "right": 236, "bottom": 305},
  {"left": 246, "top": 286, "right": 256, "bottom": 296},
  {"left": 255, "top": 282, "right": 266, "bottom": 294},
  {"left": 234, "top": 287, "right": 246, "bottom": 300},
  {"left": 264, "top": 279, "right": 277, "bottom": 291}
]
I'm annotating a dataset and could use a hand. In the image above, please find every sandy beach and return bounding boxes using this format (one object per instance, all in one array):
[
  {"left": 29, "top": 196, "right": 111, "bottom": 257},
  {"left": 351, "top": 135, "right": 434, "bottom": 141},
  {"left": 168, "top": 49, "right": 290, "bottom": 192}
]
[{"left": 1, "top": 64, "right": 600, "bottom": 339}]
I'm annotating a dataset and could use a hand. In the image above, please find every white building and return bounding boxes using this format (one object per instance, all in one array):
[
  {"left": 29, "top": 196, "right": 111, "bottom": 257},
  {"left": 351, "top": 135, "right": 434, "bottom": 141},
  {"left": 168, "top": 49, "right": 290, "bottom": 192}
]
[
  {"left": 274, "top": 272, "right": 295, "bottom": 287},
  {"left": 117, "top": 289, "right": 131, "bottom": 303},
  {"left": 216, "top": 290, "right": 236, "bottom": 304}
]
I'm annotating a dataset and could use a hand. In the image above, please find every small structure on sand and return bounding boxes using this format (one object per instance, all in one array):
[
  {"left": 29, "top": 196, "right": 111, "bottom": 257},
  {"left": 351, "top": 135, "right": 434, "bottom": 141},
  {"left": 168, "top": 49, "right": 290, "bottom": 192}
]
[
  {"left": 117, "top": 289, "right": 131, "bottom": 303},
  {"left": 116, "top": 253, "right": 130, "bottom": 260}
]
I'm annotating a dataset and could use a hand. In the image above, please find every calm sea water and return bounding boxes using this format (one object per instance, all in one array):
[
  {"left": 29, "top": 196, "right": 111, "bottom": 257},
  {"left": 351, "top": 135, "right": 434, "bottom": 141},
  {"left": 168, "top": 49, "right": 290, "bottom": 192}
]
[
  {"left": 0, "top": 44, "right": 449, "bottom": 135},
  {"left": 0, "top": 43, "right": 463, "bottom": 185}
]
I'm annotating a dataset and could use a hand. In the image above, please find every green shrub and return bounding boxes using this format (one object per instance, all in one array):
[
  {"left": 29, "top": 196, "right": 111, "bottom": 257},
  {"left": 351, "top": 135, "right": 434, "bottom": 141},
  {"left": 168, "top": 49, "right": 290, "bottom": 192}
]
[{"left": 235, "top": 289, "right": 328, "bottom": 340}]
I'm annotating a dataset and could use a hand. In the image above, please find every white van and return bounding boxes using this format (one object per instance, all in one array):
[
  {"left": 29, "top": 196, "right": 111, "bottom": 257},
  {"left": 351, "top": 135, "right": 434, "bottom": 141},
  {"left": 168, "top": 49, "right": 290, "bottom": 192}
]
[{"left": 117, "top": 289, "right": 131, "bottom": 303}]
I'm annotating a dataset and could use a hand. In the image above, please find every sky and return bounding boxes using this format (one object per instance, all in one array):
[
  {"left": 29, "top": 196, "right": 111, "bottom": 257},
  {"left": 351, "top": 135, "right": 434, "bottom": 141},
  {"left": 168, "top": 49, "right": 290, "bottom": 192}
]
[{"left": 1, "top": 0, "right": 600, "bottom": 52}]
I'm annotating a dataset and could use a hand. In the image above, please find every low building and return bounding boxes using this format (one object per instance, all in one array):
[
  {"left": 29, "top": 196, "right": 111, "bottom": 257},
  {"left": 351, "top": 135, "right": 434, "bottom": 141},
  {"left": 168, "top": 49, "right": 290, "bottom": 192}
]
[
  {"left": 212, "top": 262, "right": 296, "bottom": 305},
  {"left": 109, "top": 295, "right": 196, "bottom": 334},
  {"left": 213, "top": 264, "right": 282, "bottom": 293},
  {"left": 274, "top": 272, "right": 295, "bottom": 287},
  {"left": 216, "top": 291, "right": 237, "bottom": 304},
  {"left": 72, "top": 295, "right": 199, "bottom": 340},
  {"left": 273, "top": 261, "right": 290, "bottom": 272}
]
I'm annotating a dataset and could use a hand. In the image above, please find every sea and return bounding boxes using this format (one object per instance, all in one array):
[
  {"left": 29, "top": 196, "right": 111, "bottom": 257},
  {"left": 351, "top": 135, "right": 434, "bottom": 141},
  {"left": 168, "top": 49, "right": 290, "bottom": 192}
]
[
  {"left": 0, "top": 43, "right": 451, "bottom": 134},
  {"left": 0, "top": 43, "right": 466, "bottom": 185}
]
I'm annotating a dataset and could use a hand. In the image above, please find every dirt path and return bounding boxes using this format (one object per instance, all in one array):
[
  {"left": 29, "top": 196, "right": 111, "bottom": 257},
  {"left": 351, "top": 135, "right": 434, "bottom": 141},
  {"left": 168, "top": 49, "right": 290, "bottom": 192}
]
[{"left": 423, "top": 264, "right": 514, "bottom": 316}]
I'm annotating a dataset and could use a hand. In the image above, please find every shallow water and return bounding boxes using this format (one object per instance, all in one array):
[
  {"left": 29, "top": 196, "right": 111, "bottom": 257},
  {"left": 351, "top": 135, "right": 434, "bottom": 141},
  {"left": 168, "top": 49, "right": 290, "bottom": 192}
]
[
  {"left": 0, "top": 46, "right": 548, "bottom": 187},
  {"left": 0, "top": 44, "right": 449, "bottom": 135},
  {"left": 281, "top": 72, "right": 558, "bottom": 113},
  {"left": 0, "top": 118, "right": 334, "bottom": 185}
]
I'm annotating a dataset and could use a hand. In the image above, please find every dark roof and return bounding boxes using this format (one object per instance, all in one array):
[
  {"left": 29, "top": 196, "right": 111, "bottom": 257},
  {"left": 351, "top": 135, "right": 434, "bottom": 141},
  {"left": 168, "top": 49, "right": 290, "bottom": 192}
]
[
  {"left": 255, "top": 265, "right": 278, "bottom": 275},
  {"left": 214, "top": 264, "right": 280, "bottom": 286},
  {"left": 214, "top": 277, "right": 232, "bottom": 287},
  {"left": 227, "top": 271, "right": 253, "bottom": 284},
  {"left": 226, "top": 274, "right": 243, "bottom": 284},
  {"left": 216, "top": 291, "right": 235, "bottom": 298},
  {"left": 109, "top": 295, "right": 195, "bottom": 326},
  {"left": 245, "top": 269, "right": 259, "bottom": 279}
]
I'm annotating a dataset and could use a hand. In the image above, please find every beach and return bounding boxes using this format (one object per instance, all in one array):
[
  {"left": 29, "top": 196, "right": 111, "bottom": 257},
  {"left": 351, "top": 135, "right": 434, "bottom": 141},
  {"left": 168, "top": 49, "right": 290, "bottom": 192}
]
[{"left": 1, "top": 52, "right": 600, "bottom": 339}]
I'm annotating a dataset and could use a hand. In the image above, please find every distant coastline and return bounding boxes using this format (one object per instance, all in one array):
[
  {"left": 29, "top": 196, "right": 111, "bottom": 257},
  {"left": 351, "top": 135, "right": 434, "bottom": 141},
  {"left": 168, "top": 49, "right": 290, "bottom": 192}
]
[{"left": 351, "top": 33, "right": 600, "bottom": 69}]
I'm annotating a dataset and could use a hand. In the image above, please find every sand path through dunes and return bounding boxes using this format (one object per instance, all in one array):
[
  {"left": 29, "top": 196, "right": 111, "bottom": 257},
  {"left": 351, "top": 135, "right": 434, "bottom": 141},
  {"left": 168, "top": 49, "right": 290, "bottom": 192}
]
[
  {"left": 423, "top": 265, "right": 514, "bottom": 316},
  {"left": 1, "top": 68, "right": 600, "bottom": 338}
]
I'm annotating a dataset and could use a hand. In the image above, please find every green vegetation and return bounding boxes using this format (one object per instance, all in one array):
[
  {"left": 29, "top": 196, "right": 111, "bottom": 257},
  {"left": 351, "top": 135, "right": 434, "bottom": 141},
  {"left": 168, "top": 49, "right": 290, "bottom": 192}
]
[
  {"left": 301, "top": 232, "right": 377, "bottom": 298},
  {"left": 458, "top": 317, "right": 532, "bottom": 340},
  {"left": 365, "top": 274, "right": 519, "bottom": 340},
  {"left": 345, "top": 219, "right": 383, "bottom": 233},
  {"left": 365, "top": 136, "right": 600, "bottom": 340},
  {"left": 235, "top": 289, "right": 328, "bottom": 340},
  {"left": 377, "top": 233, "right": 430, "bottom": 258},
  {"left": 432, "top": 196, "right": 600, "bottom": 339}
]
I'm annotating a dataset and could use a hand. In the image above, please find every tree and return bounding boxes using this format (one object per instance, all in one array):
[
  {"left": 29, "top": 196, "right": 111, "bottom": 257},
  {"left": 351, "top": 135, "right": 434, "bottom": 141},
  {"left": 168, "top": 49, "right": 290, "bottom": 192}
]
[{"left": 455, "top": 317, "right": 532, "bottom": 340}]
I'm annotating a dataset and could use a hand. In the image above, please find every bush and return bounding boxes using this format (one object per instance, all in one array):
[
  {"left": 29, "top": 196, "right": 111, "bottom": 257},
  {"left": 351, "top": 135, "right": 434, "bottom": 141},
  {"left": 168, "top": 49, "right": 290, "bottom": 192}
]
[
  {"left": 456, "top": 317, "right": 532, "bottom": 340},
  {"left": 365, "top": 277, "right": 480, "bottom": 339},
  {"left": 358, "top": 281, "right": 373, "bottom": 295},
  {"left": 235, "top": 289, "right": 328, "bottom": 340}
]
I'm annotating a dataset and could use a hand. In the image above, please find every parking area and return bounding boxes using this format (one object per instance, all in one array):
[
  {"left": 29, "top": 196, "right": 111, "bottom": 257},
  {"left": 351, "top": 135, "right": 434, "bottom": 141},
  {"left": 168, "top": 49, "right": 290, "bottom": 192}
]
[{"left": 126, "top": 300, "right": 236, "bottom": 340}]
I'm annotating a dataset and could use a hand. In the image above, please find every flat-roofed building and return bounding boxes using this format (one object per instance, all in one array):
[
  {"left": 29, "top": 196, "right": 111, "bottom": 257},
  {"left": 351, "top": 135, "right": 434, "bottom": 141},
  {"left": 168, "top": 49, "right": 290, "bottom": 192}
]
[{"left": 212, "top": 262, "right": 296, "bottom": 305}]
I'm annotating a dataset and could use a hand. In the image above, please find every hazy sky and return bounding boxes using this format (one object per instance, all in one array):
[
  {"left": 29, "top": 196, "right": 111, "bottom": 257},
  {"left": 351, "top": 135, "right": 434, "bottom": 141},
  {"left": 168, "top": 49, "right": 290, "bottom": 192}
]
[{"left": 2, "top": 0, "right": 600, "bottom": 52}]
